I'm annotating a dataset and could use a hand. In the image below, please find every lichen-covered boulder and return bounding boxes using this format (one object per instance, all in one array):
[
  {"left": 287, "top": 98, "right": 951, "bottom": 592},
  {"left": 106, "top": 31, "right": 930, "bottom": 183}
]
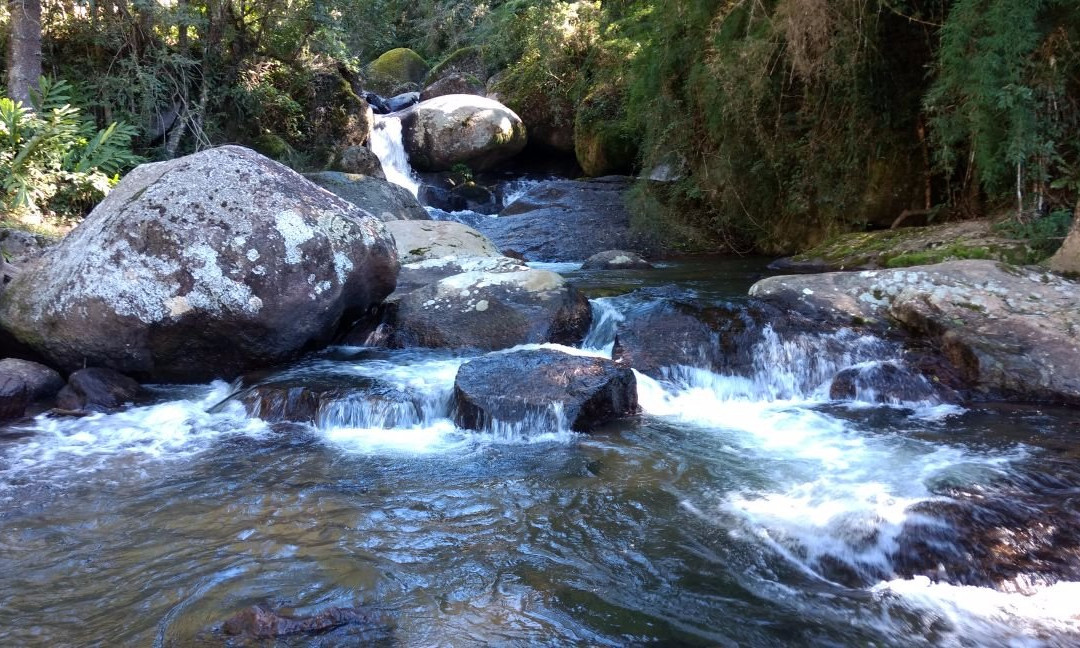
[
  {"left": 750, "top": 260, "right": 1080, "bottom": 404},
  {"left": 305, "top": 172, "right": 427, "bottom": 221},
  {"left": 0, "top": 146, "right": 399, "bottom": 382},
  {"left": 388, "top": 269, "right": 592, "bottom": 350},
  {"left": 384, "top": 220, "right": 501, "bottom": 263},
  {"left": 400, "top": 95, "right": 526, "bottom": 171},
  {"left": 452, "top": 349, "right": 637, "bottom": 432},
  {"left": 367, "top": 48, "right": 430, "bottom": 95}
]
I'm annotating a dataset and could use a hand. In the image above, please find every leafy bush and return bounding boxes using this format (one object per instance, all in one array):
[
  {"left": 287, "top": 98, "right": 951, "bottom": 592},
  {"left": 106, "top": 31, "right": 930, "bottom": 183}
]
[{"left": 0, "top": 78, "right": 142, "bottom": 224}]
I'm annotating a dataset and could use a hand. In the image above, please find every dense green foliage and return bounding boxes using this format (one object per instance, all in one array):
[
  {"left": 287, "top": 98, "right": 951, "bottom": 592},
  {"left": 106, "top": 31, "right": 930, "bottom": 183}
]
[
  {"left": 0, "top": 78, "right": 140, "bottom": 223},
  {"left": 1, "top": 0, "right": 1077, "bottom": 251}
]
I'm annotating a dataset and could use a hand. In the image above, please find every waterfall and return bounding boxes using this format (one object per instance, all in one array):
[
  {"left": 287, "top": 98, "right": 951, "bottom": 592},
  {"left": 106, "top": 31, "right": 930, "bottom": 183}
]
[{"left": 370, "top": 114, "right": 421, "bottom": 197}]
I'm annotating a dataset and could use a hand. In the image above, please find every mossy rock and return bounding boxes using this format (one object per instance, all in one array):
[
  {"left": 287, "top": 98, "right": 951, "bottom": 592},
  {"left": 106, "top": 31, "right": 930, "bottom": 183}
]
[
  {"left": 771, "top": 220, "right": 1038, "bottom": 272},
  {"left": 367, "top": 48, "right": 430, "bottom": 95},
  {"left": 251, "top": 132, "right": 292, "bottom": 160},
  {"left": 574, "top": 85, "right": 639, "bottom": 177},
  {"left": 424, "top": 46, "right": 487, "bottom": 86}
]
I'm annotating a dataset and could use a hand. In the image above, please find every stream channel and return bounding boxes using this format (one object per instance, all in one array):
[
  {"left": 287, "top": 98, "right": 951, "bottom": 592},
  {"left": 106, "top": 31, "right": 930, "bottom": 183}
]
[{"left": 1, "top": 117, "right": 1080, "bottom": 646}]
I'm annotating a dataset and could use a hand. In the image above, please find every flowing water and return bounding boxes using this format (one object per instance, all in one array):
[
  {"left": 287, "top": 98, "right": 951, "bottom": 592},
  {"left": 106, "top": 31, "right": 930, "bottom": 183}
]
[
  {"left": 2, "top": 258, "right": 1080, "bottom": 646},
  {"left": 369, "top": 116, "right": 421, "bottom": 198}
]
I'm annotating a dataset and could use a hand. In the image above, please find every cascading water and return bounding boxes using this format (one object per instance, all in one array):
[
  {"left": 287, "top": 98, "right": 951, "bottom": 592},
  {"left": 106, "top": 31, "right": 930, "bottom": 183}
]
[
  {"left": 2, "top": 258, "right": 1079, "bottom": 647},
  {"left": 370, "top": 114, "right": 421, "bottom": 197}
]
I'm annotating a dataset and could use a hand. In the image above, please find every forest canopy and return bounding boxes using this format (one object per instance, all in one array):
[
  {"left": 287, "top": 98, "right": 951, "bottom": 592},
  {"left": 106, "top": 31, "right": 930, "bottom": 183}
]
[{"left": 1, "top": 0, "right": 1077, "bottom": 252}]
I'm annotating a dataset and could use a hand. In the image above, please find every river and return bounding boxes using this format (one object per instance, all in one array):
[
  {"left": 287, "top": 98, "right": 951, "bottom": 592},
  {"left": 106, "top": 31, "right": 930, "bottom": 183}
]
[{"left": 2, "top": 256, "right": 1079, "bottom": 646}]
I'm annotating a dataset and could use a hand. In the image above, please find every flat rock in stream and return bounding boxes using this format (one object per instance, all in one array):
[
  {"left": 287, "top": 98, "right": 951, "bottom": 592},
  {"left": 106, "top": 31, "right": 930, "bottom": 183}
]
[
  {"left": 749, "top": 260, "right": 1080, "bottom": 404},
  {"left": 476, "top": 177, "right": 659, "bottom": 261},
  {"left": 384, "top": 220, "right": 502, "bottom": 263},
  {"left": 387, "top": 268, "right": 592, "bottom": 350},
  {"left": 304, "top": 171, "right": 427, "bottom": 221},
  {"left": 453, "top": 349, "right": 637, "bottom": 432}
]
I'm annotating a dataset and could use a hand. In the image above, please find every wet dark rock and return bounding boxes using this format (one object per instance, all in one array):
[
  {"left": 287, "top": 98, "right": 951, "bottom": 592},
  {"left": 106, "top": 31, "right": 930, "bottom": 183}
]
[
  {"left": 750, "top": 260, "right": 1080, "bottom": 404},
  {"left": 231, "top": 376, "right": 419, "bottom": 427},
  {"left": 893, "top": 461, "right": 1080, "bottom": 589},
  {"left": 476, "top": 177, "right": 659, "bottom": 262},
  {"left": 451, "top": 183, "right": 497, "bottom": 214},
  {"left": 388, "top": 269, "right": 592, "bottom": 350},
  {"left": 305, "top": 171, "right": 427, "bottom": 221},
  {"left": 363, "top": 91, "right": 391, "bottom": 115},
  {"left": 332, "top": 145, "right": 385, "bottom": 178},
  {"left": 829, "top": 361, "right": 945, "bottom": 404},
  {"left": 0, "top": 358, "right": 63, "bottom": 401},
  {"left": 0, "top": 373, "right": 29, "bottom": 420},
  {"left": 386, "top": 91, "right": 420, "bottom": 112},
  {"left": 453, "top": 349, "right": 637, "bottom": 432},
  {"left": 0, "top": 146, "right": 399, "bottom": 382},
  {"left": 418, "top": 185, "right": 466, "bottom": 212},
  {"left": 612, "top": 300, "right": 818, "bottom": 378},
  {"left": 581, "top": 250, "right": 653, "bottom": 270},
  {"left": 56, "top": 367, "right": 142, "bottom": 413},
  {"left": 221, "top": 604, "right": 373, "bottom": 639}
]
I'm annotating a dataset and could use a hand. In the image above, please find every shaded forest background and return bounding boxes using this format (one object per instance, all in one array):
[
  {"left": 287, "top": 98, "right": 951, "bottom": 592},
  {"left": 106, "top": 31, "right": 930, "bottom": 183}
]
[{"left": 2, "top": 0, "right": 1079, "bottom": 254}]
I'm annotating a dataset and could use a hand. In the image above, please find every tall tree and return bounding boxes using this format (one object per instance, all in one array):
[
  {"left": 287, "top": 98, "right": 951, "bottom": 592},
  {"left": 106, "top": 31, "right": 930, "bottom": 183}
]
[{"left": 6, "top": 0, "right": 42, "bottom": 106}]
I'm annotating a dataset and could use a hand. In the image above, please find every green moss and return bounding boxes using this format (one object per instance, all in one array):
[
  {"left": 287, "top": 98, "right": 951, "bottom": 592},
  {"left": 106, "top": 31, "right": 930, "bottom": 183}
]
[
  {"left": 424, "top": 46, "right": 487, "bottom": 86},
  {"left": 884, "top": 245, "right": 992, "bottom": 268},
  {"left": 367, "top": 48, "right": 430, "bottom": 94},
  {"left": 251, "top": 132, "right": 291, "bottom": 160}
]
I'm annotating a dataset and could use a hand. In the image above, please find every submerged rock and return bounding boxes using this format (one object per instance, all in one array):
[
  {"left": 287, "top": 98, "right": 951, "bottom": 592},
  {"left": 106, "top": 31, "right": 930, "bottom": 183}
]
[
  {"left": 476, "top": 177, "right": 658, "bottom": 261},
  {"left": 829, "top": 361, "right": 945, "bottom": 404},
  {"left": 0, "top": 146, "right": 399, "bottom": 382},
  {"left": 581, "top": 249, "right": 653, "bottom": 270},
  {"left": 56, "top": 367, "right": 142, "bottom": 413},
  {"left": 221, "top": 604, "right": 373, "bottom": 640},
  {"left": 750, "top": 260, "right": 1080, "bottom": 404},
  {"left": 305, "top": 171, "right": 427, "bottom": 221},
  {"left": 384, "top": 220, "right": 501, "bottom": 263},
  {"left": 453, "top": 349, "right": 637, "bottom": 432},
  {"left": 232, "top": 376, "right": 420, "bottom": 428},
  {"left": 389, "top": 269, "right": 591, "bottom": 350},
  {"left": 400, "top": 94, "right": 526, "bottom": 171}
]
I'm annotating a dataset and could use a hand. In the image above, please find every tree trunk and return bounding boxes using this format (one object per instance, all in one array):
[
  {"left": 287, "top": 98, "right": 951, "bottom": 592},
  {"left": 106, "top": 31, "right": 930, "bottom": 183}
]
[
  {"left": 6, "top": 0, "right": 43, "bottom": 107},
  {"left": 1047, "top": 197, "right": 1080, "bottom": 275}
]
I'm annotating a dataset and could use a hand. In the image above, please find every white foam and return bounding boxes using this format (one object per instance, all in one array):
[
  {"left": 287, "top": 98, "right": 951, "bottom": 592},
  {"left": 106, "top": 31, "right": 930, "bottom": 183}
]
[
  {"left": 0, "top": 382, "right": 267, "bottom": 486},
  {"left": 370, "top": 115, "right": 420, "bottom": 197},
  {"left": 873, "top": 577, "right": 1080, "bottom": 646}
]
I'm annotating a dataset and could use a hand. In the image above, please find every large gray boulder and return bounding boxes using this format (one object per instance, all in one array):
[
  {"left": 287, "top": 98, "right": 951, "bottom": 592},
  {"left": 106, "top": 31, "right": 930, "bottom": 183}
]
[
  {"left": 305, "top": 171, "right": 427, "bottom": 221},
  {"left": 384, "top": 220, "right": 501, "bottom": 263},
  {"left": 388, "top": 269, "right": 591, "bottom": 350},
  {"left": 749, "top": 260, "right": 1080, "bottom": 404},
  {"left": 0, "top": 146, "right": 399, "bottom": 382},
  {"left": 452, "top": 349, "right": 637, "bottom": 432},
  {"left": 400, "top": 94, "right": 526, "bottom": 171}
]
